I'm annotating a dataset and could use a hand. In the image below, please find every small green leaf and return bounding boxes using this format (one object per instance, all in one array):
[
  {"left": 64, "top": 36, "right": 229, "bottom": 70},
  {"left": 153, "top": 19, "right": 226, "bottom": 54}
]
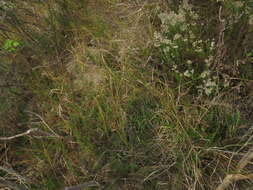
[
  {"left": 12, "top": 41, "right": 20, "bottom": 47},
  {"left": 2, "top": 39, "right": 21, "bottom": 52}
]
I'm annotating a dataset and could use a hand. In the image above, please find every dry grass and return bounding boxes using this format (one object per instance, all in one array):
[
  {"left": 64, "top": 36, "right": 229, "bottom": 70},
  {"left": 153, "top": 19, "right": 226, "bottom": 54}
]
[{"left": 0, "top": 0, "right": 253, "bottom": 189}]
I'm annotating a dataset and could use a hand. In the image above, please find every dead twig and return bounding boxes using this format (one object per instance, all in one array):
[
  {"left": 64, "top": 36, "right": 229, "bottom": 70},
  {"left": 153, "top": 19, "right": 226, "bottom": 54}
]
[
  {"left": 236, "top": 147, "right": 253, "bottom": 173},
  {"left": 0, "top": 128, "right": 38, "bottom": 141},
  {"left": 0, "top": 127, "right": 77, "bottom": 143},
  {"left": 215, "top": 146, "right": 253, "bottom": 190},
  {"left": 215, "top": 174, "right": 253, "bottom": 190},
  {"left": 25, "top": 111, "right": 60, "bottom": 137}
]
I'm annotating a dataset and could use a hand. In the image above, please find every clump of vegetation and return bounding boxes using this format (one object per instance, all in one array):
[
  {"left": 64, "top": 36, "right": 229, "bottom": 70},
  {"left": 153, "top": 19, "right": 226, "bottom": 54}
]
[
  {"left": 0, "top": 0, "right": 252, "bottom": 190},
  {"left": 154, "top": 0, "right": 253, "bottom": 97}
]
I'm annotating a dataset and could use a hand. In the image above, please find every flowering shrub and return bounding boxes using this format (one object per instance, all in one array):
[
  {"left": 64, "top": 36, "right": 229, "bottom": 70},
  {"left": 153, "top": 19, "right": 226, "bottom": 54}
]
[
  {"left": 154, "top": 0, "right": 252, "bottom": 96},
  {"left": 154, "top": 0, "right": 219, "bottom": 95}
]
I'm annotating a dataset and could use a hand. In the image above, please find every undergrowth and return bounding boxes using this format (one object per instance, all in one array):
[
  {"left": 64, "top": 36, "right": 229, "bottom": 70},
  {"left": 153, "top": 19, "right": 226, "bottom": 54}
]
[{"left": 0, "top": 0, "right": 252, "bottom": 190}]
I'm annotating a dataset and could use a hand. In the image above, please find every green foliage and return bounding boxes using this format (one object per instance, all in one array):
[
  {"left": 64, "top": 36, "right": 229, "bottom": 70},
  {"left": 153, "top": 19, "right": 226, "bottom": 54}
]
[
  {"left": 0, "top": 0, "right": 252, "bottom": 189},
  {"left": 154, "top": 0, "right": 253, "bottom": 96},
  {"left": 42, "top": 176, "right": 60, "bottom": 190},
  {"left": 203, "top": 106, "right": 241, "bottom": 144},
  {"left": 2, "top": 39, "right": 21, "bottom": 52},
  {"left": 154, "top": 1, "right": 218, "bottom": 96}
]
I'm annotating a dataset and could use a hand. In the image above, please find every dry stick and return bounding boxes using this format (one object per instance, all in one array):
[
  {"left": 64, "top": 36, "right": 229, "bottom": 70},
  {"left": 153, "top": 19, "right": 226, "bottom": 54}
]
[
  {"left": 0, "top": 127, "right": 77, "bottom": 143},
  {"left": 236, "top": 147, "right": 253, "bottom": 173},
  {"left": 25, "top": 111, "right": 60, "bottom": 137},
  {"left": 215, "top": 146, "right": 253, "bottom": 190},
  {"left": 1, "top": 111, "right": 71, "bottom": 141},
  {"left": 215, "top": 174, "right": 253, "bottom": 190},
  {"left": 0, "top": 128, "right": 39, "bottom": 140},
  {"left": 0, "top": 128, "right": 74, "bottom": 143},
  {"left": 232, "top": 126, "right": 253, "bottom": 159},
  {"left": 64, "top": 182, "right": 100, "bottom": 190}
]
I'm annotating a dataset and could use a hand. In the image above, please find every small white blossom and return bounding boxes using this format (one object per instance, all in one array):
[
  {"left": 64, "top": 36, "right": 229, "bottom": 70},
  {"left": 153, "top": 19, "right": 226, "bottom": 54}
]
[
  {"left": 187, "top": 60, "right": 192, "bottom": 64},
  {"left": 163, "top": 39, "right": 172, "bottom": 45},
  {"left": 158, "top": 10, "right": 186, "bottom": 26},
  {"left": 223, "top": 79, "right": 230, "bottom": 88},
  {"left": 205, "top": 79, "right": 216, "bottom": 87},
  {"left": 192, "top": 41, "right": 197, "bottom": 47},
  {"left": 204, "top": 87, "right": 213, "bottom": 95},
  {"left": 174, "top": 34, "right": 182, "bottom": 40},
  {"left": 200, "top": 70, "right": 210, "bottom": 79},
  {"left": 249, "top": 15, "right": 253, "bottom": 25},
  {"left": 180, "top": 24, "right": 187, "bottom": 31},
  {"left": 210, "top": 41, "right": 215, "bottom": 49},
  {"left": 182, "top": 0, "right": 192, "bottom": 10},
  {"left": 196, "top": 47, "right": 202, "bottom": 53},
  {"left": 205, "top": 55, "right": 213, "bottom": 66},
  {"left": 163, "top": 46, "right": 170, "bottom": 53},
  {"left": 172, "top": 64, "right": 177, "bottom": 71},
  {"left": 183, "top": 69, "right": 194, "bottom": 77},
  {"left": 184, "top": 70, "right": 191, "bottom": 77}
]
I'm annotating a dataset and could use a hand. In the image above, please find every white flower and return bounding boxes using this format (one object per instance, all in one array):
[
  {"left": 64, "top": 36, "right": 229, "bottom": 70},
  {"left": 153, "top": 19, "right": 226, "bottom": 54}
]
[
  {"left": 183, "top": 69, "right": 194, "bottom": 77},
  {"left": 192, "top": 41, "right": 198, "bottom": 47},
  {"left": 200, "top": 78, "right": 217, "bottom": 95},
  {"left": 196, "top": 47, "right": 202, "bottom": 53},
  {"left": 180, "top": 24, "right": 187, "bottom": 31},
  {"left": 200, "top": 70, "right": 210, "bottom": 78},
  {"left": 249, "top": 15, "right": 253, "bottom": 25},
  {"left": 205, "top": 79, "right": 216, "bottom": 87},
  {"left": 187, "top": 60, "right": 192, "bottom": 64},
  {"left": 223, "top": 79, "right": 230, "bottom": 88},
  {"left": 205, "top": 55, "right": 214, "bottom": 66},
  {"left": 158, "top": 10, "right": 186, "bottom": 26},
  {"left": 183, "top": 70, "right": 190, "bottom": 77},
  {"left": 204, "top": 87, "right": 213, "bottom": 95},
  {"left": 173, "top": 34, "right": 182, "bottom": 40},
  {"left": 162, "top": 39, "right": 172, "bottom": 45},
  {"left": 154, "top": 31, "right": 163, "bottom": 47},
  {"left": 158, "top": 13, "right": 169, "bottom": 25},
  {"left": 182, "top": 0, "right": 192, "bottom": 10},
  {"left": 163, "top": 46, "right": 170, "bottom": 53}
]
